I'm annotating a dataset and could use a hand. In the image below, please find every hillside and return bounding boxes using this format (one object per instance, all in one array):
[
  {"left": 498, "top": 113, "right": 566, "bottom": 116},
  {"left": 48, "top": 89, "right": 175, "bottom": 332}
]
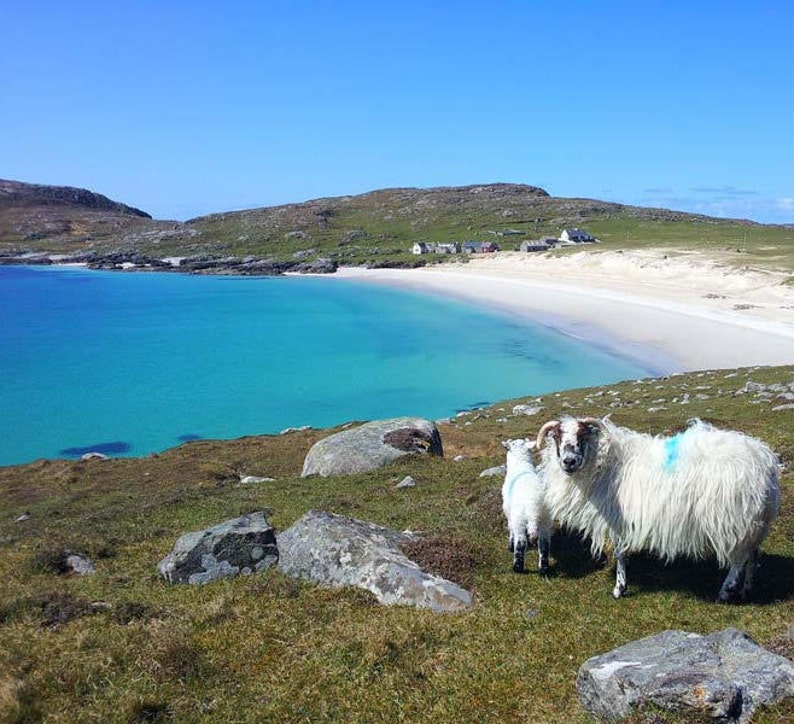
[
  {"left": 3, "top": 179, "right": 793, "bottom": 272},
  {"left": 1, "top": 364, "right": 792, "bottom": 721}
]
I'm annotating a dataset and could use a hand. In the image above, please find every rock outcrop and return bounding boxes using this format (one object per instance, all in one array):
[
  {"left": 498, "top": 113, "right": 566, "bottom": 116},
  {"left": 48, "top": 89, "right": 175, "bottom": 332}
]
[
  {"left": 301, "top": 417, "right": 443, "bottom": 477},
  {"left": 576, "top": 628, "right": 794, "bottom": 722},
  {"left": 277, "top": 510, "right": 472, "bottom": 612},
  {"left": 158, "top": 512, "right": 278, "bottom": 585}
]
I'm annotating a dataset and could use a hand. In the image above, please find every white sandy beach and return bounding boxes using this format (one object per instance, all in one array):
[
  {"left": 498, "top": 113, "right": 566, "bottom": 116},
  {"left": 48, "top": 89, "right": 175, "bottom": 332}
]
[{"left": 331, "top": 250, "right": 794, "bottom": 374}]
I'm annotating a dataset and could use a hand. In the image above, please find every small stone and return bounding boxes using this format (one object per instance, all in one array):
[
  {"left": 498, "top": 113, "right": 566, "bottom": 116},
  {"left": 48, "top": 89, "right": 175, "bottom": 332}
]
[
  {"left": 395, "top": 475, "right": 417, "bottom": 489},
  {"left": 239, "top": 475, "right": 274, "bottom": 484},
  {"left": 480, "top": 465, "right": 507, "bottom": 478}
]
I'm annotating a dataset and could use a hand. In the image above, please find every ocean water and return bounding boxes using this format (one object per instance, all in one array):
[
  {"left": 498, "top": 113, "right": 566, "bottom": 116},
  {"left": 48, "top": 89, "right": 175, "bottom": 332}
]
[{"left": 0, "top": 265, "right": 652, "bottom": 466}]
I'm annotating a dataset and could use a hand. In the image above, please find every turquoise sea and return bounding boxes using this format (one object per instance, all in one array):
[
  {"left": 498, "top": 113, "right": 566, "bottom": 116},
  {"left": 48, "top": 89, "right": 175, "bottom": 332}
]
[{"left": 0, "top": 265, "right": 653, "bottom": 466}]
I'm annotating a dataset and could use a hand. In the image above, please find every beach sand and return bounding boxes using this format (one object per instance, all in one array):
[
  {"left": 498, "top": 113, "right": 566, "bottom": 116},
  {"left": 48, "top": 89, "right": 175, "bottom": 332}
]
[{"left": 331, "top": 250, "right": 794, "bottom": 374}]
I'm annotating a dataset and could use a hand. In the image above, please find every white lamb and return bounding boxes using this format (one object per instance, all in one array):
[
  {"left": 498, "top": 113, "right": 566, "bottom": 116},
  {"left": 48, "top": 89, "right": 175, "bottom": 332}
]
[
  {"left": 535, "top": 416, "right": 780, "bottom": 602},
  {"left": 501, "top": 438, "right": 551, "bottom": 574}
]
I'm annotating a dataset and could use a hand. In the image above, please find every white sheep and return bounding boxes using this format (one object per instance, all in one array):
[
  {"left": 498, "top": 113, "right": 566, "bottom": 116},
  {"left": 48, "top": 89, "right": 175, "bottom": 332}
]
[
  {"left": 535, "top": 416, "right": 780, "bottom": 602},
  {"left": 501, "top": 438, "right": 551, "bottom": 574}
]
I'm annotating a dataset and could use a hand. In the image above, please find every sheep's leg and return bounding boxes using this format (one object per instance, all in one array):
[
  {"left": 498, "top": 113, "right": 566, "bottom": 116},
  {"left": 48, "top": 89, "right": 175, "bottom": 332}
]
[
  {"left": 718, "top": 548, "right": 758, "bottom": 603},
  {"left": 508, "top": 533, "right": 515, "bottom": 553},
  {"left": 513, "top": 535, "right": 527, "bottom": 573},
  {"left": 717, "top": 563, "right": 746, "bottom": 603},
  {"left": 538, "top": 533, "right": 550, "bottom": 576},
  {"left": 740, "top": 549, "right": 759, "bottom": 600},
  {"left": 613, "top": 551, "right": 628, "bottom": 599}
]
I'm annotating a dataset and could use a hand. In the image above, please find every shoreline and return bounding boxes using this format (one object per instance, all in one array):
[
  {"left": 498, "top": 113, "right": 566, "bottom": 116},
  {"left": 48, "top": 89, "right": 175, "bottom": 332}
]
[{"left": 328, "top": 251, "right": 794, "bottom": 373}]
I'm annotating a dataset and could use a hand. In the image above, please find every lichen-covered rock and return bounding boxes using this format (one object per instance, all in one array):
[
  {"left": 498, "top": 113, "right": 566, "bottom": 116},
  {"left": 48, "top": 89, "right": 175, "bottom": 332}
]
[
  {"left": 577, "top": 628, "right": 794, "bottom": 722},
  {"left": 301, "top": 417, "right": 443, "bottom": 477},
  {"left": 277, "top": 510, "right": 472, "bottom": 612},
  {"left": 158, "top": 512, "right": 278, "bottom": 585}
]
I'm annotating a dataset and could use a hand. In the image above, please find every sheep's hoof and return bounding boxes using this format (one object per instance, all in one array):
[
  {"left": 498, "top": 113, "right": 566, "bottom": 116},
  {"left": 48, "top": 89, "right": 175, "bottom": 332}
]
[
  {"left": 612, "top": 586, "right": 626, "bottom": 599},
  {"left": 716, "top": 590, "right": 742, "bottom": 605},
  {"left": 513, "top": 560, "right": 525, "bottom": 574}
]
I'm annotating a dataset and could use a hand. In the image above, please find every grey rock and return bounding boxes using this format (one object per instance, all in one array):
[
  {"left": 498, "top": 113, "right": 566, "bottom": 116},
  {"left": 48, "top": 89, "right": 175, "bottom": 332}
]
[
  {"left": 577, "top": 628, "right": 794, "bottom": 722},
  {"left": 512, "top": 404, "right": 544, "bottom": 416},
  {"left": 66, "top": 552, "right": 96, "bottom": 575},
  {"left": 479, "top": 464, "right": 507, "bottom": 478},
  {"left": 158, "top": 512, "right": 278, "bottom": 585},
  {"left": 80, "top": 452, "right": 109, "bottom": 461},
  {"left": 395, "top": 475, "right": 417, "bottom": 488},
  {"left": 277, "top": 510, "right": 472, "bottom": 612},
  {"left": 239, "top": 474, "right": 274, "bottom": 484},
  {"left": 14, "top": 512, "right": 31, "bottom": 522},
  {"left": 773, "top": 403, "right": 794, "bottom": 411},
  {"left": 301, "top": 417, "right": 443, "bottom": 477}
]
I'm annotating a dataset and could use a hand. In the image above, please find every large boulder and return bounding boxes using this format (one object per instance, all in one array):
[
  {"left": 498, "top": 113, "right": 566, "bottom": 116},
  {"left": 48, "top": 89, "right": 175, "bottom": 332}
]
[
  {"left": 301, "top": 417, "right": 443, "bottom": 477},
  {"left": 277, "top": 510, "right": 472, "bottom": 612},
  {"left": 577, "top": 627, "right": 794, "bottom": 722},
  {"left": 158, "top": 512, "right": 279, "bottom": 585}
]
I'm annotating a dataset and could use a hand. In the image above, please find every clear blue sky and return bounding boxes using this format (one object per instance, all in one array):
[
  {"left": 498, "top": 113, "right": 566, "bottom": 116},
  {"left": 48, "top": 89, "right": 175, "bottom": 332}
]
[{"left": 2, "top": 1, "right": 792, "bottom": 223}]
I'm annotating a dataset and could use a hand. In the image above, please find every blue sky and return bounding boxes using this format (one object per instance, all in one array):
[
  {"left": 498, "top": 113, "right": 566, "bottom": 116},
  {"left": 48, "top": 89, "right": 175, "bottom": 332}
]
[{"left": 2, "top": 1, "right": 792, "bottom": 223}]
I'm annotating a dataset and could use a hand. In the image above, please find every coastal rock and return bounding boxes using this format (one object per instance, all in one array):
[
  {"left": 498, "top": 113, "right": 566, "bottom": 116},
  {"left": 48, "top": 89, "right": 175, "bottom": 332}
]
[
  {"left": 512, "top": 404, "right": 544, "bottom": 416},
  {"left": 576, "top": 628, "right": 794, "bottom": 722},
  {"left": 301, "top": 417, "right": 443, "bottom": 477},
  {"left": 277, "top": 510, "right": 472, "bottom": 612},
  {"left": 158, "top": 512, "right": 278, "bottom": 585}
]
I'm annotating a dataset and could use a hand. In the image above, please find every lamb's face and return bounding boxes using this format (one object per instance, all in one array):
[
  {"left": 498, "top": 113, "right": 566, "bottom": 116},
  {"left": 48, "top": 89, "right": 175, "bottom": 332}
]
[
  {"left": 552, "top": 418, "right": 599, "bottom": 474},
  {"left": 502, "top": 438, "right": 535, "bottom": 466}
]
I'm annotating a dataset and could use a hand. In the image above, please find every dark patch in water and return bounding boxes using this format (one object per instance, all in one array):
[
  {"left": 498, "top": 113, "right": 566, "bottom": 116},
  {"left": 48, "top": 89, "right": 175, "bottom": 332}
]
[
  {"left": 455, "top": 401, "right": 492, "bottom": 413},
  {"left": 177, "top": 434, "right": 202, "bottom": 442},
  {"left": 59, "top": 441, "right": 132, "bottom": 457}
]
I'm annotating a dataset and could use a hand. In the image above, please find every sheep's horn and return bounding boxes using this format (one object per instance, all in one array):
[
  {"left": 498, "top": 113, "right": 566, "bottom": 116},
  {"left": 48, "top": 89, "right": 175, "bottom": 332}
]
[
  {"left": 579, "top": 417, "right": 602, "bottom": 426},
  {"left": 536, "top": 420, "right": 560, "bottom": 450}
]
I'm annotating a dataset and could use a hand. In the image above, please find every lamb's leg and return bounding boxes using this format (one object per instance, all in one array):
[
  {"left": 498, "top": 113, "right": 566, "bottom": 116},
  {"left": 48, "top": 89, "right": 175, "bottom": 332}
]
[
  {"left": 538, "top": 533, "right": 550, "bottom": 576},
  {"left": 513, "top": 535, "right": 526, "bottom": 573},
  {"left": 613, "top": 551, "right": 628, "bottom": 599}
]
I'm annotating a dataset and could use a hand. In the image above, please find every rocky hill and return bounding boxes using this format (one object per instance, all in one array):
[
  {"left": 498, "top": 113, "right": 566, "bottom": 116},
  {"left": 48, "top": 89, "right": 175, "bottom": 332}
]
[{"left": 2, "top": 178, "right": 785, "bottom": 270}]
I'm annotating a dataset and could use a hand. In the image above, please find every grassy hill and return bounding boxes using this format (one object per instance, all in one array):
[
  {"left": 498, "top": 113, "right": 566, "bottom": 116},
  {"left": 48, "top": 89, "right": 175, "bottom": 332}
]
[
  {"left": 1, "top": 364, "right": 792, "bottom": 722},
  {"left": 3, "top": 179, "right": 793, "bottom": 272}
]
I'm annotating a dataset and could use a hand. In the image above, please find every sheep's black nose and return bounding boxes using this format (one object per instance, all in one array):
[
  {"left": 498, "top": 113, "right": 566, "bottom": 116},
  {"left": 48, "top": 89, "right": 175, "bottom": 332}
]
[{"left": 562, "top": 456, "right": 579, "bottom": 473}]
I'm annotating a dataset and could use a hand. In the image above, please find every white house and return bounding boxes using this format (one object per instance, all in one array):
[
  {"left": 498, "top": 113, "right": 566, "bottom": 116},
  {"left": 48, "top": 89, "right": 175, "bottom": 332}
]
[{"left": 559, "top": 228, "right": 596, "bottom": 243}]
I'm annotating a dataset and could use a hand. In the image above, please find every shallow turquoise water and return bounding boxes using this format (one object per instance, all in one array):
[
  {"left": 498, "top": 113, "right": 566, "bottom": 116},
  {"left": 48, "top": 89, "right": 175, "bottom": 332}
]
[{"left": 0, "top": 265, "right": 652, "bottom": 466}]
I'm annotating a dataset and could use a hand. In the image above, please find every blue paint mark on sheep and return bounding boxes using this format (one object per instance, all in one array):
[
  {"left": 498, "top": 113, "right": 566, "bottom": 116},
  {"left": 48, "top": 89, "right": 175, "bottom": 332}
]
[
  {"left": 505, "top": 469, "right": 536, "bottom": 498},
  {"left": 664, "top": 435, "right": 682, "bottom": 473}
]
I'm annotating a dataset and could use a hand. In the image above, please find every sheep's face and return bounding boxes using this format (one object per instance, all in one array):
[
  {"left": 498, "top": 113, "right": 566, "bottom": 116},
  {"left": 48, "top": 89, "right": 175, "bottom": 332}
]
[{"left": 552, "top": 418, "right": 600, "bottom": 474}]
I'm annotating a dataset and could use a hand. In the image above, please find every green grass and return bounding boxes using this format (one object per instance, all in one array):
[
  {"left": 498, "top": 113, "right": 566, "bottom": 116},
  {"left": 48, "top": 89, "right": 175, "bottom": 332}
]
[{"left": 1, "top": 365, "right": 793, "bottom": 722}]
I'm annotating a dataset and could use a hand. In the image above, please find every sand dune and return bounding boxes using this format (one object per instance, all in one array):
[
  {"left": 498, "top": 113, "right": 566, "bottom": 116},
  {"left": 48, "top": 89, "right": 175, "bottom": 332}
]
[{"left": 332, "top": 250, "right": 794, "bottom": 374}]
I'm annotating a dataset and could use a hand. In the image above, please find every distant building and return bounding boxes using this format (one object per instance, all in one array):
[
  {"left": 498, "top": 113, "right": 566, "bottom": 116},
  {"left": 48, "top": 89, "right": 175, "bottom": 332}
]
[
  {"left": 463, "top": 240, "right": 500, "bottom": 254},
  {"left": 560, "top": 228, "right": 596, "bottom": 243},
  {"left": 519, "top": 238, "right": 554, "bottom": 252},
  {"left": 411, "top": 241, "right": 462, "bottom": 255}
]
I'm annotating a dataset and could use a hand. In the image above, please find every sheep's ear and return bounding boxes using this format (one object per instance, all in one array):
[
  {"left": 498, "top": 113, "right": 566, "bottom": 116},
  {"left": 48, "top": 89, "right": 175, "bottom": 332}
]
[
  {"left": 525, "top": 438, "right": 537, "bottom": 450},
  {"left": 501, "top": 440, "right": 510, "bottom": 450}
]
